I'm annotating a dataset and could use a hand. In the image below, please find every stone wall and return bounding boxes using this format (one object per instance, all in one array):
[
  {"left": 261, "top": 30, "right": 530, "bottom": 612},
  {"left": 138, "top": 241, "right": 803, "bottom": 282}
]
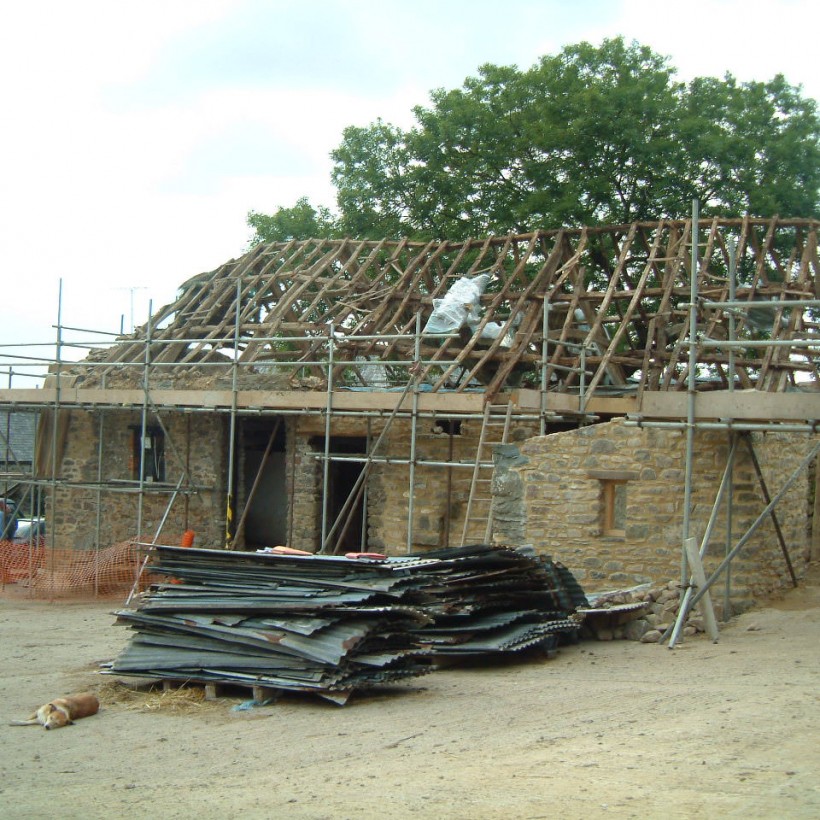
[
  {"left": 49, "top": 405, "right": 816, "bottom": 604},
  {"left": 366, "top": 416, "right": 539, "bottom": 553},
  {"left": 494, "top": 419, "right": 817, "bottom": 608},
  {"left": 288, "top": 413, "right": 539, "bottom": 554},
  {"left": 286, "top": 418, "right": 323, "bottom": 551},
  {"left": 49, "top": 409, "right": 227, "bottom": 549}
]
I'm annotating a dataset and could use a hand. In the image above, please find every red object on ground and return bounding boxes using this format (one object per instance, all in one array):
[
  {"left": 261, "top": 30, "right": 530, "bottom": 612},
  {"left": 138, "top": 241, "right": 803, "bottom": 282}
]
[
  {"left": 270, "top": 546, "right": 313, "bottom": 555},
  {"left": 180, "top": 530, "right": 195, "bottom": 548}
]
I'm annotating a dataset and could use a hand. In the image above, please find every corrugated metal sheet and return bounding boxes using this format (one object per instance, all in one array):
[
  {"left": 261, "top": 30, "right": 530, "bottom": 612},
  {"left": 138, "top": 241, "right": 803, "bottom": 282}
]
[
  {"left": 110, "top": 543, "right": 586, "bottom": 702},
  {"left": 577, "top": 601, "right": 648, "bottom": 615}
]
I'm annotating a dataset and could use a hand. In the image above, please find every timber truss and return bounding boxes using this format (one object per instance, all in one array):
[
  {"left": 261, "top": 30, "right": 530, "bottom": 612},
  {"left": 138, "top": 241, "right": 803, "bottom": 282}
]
[{"left": 72, "top": 217, "right": 818, "bottom": 403}]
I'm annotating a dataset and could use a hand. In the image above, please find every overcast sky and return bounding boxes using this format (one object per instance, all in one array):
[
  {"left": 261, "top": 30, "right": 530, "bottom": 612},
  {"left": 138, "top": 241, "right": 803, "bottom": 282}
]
[{"left": 1, "top": 0, "right": 817, "bottom": 377}]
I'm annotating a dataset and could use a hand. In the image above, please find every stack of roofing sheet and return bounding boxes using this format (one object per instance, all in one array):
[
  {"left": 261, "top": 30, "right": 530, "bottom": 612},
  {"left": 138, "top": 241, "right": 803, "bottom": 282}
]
[
  {"left": 109, "top": 543, "right": 586, "bottom": 702},
  {"left": 398, "top": 544, "right": 586, "bottom": 655},
  {"left": 110, "top": 547, "right": 433, "bottom": 703}
]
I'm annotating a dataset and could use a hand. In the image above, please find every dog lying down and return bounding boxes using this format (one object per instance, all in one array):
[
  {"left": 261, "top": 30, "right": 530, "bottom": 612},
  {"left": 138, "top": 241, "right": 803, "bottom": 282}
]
[{"left": 9, "top": 693, "right": 100, "bottom": 730}]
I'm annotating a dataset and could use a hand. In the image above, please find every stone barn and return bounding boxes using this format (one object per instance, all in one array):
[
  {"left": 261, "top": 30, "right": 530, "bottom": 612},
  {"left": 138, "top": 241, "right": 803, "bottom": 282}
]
[{"left": 3, "top": 217, "right": 818, "bottom": 609}]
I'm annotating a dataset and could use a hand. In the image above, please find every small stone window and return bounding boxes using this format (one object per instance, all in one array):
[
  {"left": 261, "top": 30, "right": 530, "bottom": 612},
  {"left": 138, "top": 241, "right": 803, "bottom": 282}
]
[
  {"left": 130, "top": 425, "right": 166, "bottom": 483},
  {"left": 587, "top": 470, "right": 639, "bottom": 538},
  {"left": 601, "top": 480, "right": 627, "bottom": 536}
]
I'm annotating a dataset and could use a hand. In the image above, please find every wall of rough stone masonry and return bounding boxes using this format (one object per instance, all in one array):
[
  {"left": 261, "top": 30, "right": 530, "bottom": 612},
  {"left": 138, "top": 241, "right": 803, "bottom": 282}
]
[
  {"left": 48, "top": 409, "right": 227, "bottom": 550},
  {"left": 286, "top": 412, "right": 539, "bottom": 554},
  {"left": 365, "top": 415, "right": 539, "bottom": 554},
  {"left": 49, "top": 404, "right": 816, "bottom": 596},
  {"left": 495, "top": 419, "right": 818, "bottom": 608},
  {"left": 286, "top": 418, "right": 323, "bottom": 552}
]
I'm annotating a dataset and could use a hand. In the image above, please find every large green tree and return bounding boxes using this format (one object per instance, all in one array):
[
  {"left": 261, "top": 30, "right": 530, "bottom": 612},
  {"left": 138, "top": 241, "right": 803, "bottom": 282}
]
[{"left": 249, "top": 37, "right": 819, "bottom": 243}]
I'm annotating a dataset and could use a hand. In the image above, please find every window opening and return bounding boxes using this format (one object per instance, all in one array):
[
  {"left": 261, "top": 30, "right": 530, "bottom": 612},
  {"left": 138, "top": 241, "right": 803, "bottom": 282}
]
[
  {"left": 130, "top": 425, "right": 166, "bottom": 482},
  {"left": 601, "top": 480, "right": 627, "bottom": 537},
  {"left": 439, "top": 420, "right": 462, "bottom": 436}
]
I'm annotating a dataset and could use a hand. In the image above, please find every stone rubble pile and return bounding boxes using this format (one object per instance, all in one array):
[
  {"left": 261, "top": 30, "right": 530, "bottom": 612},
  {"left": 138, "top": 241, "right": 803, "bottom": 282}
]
[{"left": 579, "top": 580, "right": 714, "bottom": 643}]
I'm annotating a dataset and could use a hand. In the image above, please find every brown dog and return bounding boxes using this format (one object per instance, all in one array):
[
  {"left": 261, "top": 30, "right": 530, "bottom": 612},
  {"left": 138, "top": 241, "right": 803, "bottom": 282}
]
[{"left": 9, "top": 693, "right": 100, "bottom": 730}]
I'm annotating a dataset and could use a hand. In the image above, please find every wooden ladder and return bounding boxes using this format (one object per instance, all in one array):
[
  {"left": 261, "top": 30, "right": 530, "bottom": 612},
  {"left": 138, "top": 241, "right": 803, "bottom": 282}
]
[{"left": 459, "top": 401, "right": 514, "bottom": 546}]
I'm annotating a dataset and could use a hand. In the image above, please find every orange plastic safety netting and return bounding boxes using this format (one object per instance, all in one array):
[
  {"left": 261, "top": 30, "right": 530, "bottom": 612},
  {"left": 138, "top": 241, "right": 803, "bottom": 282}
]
[{"left": 0, "top": 538, "right": 171, "bottom": 599}]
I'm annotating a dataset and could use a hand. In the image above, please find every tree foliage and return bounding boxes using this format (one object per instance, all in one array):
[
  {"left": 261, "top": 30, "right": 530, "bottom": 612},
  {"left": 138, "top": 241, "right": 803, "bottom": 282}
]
[
  {"left": 248, "top": 37, "right": 819, "bottom": 244},
  {"left": 247, "top": 197, "right": 339, "bottom": 245}
]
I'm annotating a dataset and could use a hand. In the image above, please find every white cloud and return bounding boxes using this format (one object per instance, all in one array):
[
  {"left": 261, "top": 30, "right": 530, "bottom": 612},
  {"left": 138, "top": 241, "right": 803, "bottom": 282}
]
[{"left": 606, "top": 0, "right": 819, "bottom": 98}]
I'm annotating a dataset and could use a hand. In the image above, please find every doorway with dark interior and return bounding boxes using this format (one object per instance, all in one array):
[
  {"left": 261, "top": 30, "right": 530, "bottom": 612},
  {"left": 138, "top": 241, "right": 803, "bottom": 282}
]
[
  {"left": 237, "top": 417, "right": 287, "bottom": 548},
  {"left": 312, "top": 435, "right": 368, "bottom": 554}
]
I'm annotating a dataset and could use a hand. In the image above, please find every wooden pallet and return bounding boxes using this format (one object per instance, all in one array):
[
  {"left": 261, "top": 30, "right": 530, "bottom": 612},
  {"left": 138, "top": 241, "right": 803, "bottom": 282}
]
[{"left": 158, "top": 678, "right": 352, "bottom": 706}]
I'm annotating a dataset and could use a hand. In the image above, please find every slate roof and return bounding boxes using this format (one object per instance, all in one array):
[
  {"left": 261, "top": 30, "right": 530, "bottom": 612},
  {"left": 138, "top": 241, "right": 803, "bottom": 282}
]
[{"left": 0, "top": 410, "right": 37, "bottom": 465}]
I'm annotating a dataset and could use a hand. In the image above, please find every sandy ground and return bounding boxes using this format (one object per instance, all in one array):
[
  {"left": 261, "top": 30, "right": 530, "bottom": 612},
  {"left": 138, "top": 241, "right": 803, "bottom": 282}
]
[{"left": 1, "top": 570, "right": 819, "bottom": 820}]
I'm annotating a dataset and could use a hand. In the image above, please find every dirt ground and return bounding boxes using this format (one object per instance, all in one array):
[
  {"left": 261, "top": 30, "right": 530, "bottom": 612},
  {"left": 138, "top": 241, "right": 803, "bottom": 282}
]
[{"left": 1, "top": 569, "right": 819, "bottom": 820}]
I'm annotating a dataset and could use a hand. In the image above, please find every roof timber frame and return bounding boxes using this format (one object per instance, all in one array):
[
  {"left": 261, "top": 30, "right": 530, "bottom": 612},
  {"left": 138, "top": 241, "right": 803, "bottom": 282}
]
[{"left": 76, "top": 217, "right": 818, "bottom": 401}]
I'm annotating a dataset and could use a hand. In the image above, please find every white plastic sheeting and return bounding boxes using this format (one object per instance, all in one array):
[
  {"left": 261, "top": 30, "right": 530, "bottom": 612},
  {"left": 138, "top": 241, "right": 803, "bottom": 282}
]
[{"left": 423, "top": 274, "right": 520, "bottom": 347}]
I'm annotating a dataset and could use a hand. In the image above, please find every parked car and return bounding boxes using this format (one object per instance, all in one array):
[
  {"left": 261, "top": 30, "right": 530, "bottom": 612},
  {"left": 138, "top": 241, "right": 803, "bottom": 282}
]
[
  {"left": 0, "top": 497, "right": 18, "bottom": 539},
  {"left": 12, "top": 517, "right": 45, "bottom": 543}
]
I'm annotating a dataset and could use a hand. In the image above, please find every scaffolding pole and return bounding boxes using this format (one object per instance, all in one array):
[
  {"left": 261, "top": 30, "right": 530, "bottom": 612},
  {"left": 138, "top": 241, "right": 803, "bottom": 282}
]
[
  {"left": 224, "top": 278, "right": 241, "bottom": 548},
  {"left": 135, "top": 300, "right": 152, "bottom": 543},
  {"left": 663, "top": 434, "right": 739, "bottom": 647},
  {"left": 48, "top": 279, "right": 64, "bottom": 602},
  {"left": 406, "top": 315, "right": 422, "bottom": 554},
  {"left": 724, "top": 431, "right": 736, "bottom": 621},
  {"left": 681, "top": 200, "right": 699, "bottom": 587},
  {"left": 359, "top": 419, "right": 372, "bottom": 553},
  {"left": 94, "top": 402, "right": 105, "bottom": 596},
  {"left": 319, "top": 323, "right": 335, "bottom": 553},
  {"left": 725, "top": 241, "right": 737, "bottom": 616},
  {"left": 540, "top": 298, "right": 549, "bottom": 436}
]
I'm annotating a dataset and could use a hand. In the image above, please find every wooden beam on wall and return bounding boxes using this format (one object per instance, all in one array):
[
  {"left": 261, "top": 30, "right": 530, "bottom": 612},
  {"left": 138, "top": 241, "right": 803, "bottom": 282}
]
[{"left": 639, "top": 390, "right": 820, "bottom": 421}]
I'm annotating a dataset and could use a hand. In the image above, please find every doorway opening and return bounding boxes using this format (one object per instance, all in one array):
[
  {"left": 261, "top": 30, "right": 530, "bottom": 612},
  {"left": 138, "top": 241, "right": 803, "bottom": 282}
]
[
  {"left": 238, "top": 418, "right": 287, "bottom": 548},
  {"left": 312, "top": 435, "right": 368, "bottom": 553}
]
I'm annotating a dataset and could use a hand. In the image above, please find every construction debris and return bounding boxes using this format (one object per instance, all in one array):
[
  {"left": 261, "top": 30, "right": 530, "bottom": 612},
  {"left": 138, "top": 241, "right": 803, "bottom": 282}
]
[
  {"left": 108, "top": 544, "right": 587, "bottom": 703},
  {"left": 576, "top": 581, "right": 718, "bottom": 642}
]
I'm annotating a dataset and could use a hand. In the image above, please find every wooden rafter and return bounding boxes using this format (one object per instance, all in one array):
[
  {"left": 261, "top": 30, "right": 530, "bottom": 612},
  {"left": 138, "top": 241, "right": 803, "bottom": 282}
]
[{"left": 72, "top": 218, "right": 818, "bottom": 399}]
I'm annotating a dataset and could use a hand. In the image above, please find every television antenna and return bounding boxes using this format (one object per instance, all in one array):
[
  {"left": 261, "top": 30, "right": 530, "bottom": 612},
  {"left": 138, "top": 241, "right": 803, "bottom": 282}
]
[{"left": 114, "top": 286, "right": 148, "bottom": 333}]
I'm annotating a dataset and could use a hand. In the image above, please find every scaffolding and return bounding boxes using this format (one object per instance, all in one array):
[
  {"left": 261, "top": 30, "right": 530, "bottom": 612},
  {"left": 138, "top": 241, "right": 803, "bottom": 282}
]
[{"left": 0, "top": 215, "right": 818, "bottom": 604}]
